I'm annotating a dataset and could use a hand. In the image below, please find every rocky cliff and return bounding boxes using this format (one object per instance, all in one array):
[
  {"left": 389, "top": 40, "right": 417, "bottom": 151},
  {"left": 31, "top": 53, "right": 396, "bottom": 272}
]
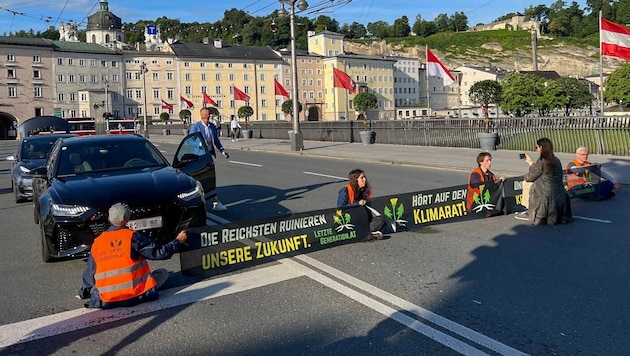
[{"left": 345, "top": 40, "right": 624, "bottom": 77}]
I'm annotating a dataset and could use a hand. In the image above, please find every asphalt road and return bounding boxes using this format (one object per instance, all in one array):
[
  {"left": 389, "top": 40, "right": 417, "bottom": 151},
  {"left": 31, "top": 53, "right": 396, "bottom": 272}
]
[{"left": 0, "top": 139, "right": 629, "bottom": 355}]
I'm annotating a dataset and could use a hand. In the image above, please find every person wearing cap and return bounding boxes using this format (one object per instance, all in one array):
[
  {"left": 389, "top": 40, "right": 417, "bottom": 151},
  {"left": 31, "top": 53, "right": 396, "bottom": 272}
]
[{"left": 76, "top": 203, "right": 187, "bottom": 309}]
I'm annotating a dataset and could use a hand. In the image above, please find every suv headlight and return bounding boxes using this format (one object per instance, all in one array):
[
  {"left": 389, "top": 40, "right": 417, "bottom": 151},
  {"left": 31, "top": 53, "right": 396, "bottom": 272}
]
[
  {"left": 51, "top": 203, "right": 90, "bottom": 217},
  {"left": 18, "top": 166, "right": 31, "bottom": 174},
  {"left": 178, "top": 183, "right": 202, "bottom": 201}
]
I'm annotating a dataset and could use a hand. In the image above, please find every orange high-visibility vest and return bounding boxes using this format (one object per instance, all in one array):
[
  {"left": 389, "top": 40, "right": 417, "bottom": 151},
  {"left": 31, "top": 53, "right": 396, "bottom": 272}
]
[
  {"left": 346, "top": 184, "right": 371, "bottom": 204},
  {"left": 466, "top": 167, "right": 489, "bottom": 211},
  {"left": 92, "top": 229, "right": 157, "bottom": 303},
  {"left": 566, "top": 159, "right": 590, "bottom": 190}
]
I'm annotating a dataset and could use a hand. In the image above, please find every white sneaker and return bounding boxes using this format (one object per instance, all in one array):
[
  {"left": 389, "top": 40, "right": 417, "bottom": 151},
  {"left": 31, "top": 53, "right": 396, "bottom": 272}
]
[
  {"left": 514, "top": 211, "right": 529, "bottom": 221},
  {"left": 371, "top": 231, "right": 384, "bottom": 240},
  {"left": 212, "top": 201, "right": 228, "bottom": 211}
]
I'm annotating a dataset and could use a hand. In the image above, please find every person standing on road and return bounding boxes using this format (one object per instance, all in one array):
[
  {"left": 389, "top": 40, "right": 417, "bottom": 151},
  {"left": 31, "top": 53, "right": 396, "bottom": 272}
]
[
  {"left": 466, "top": 152, "right": 504, "bottom": 215},
  {"left": 518, "top": 138, "right": 572, "bottom": 225},
  {"left": 189, "top": 107, "right": 229, "bottom": 211},
  {"left": 566, "top": 146, "right": 621, "bottom": 200},
  {"left": 75, "top": 203, "right": 187, "bottom": 309},
  {"left": 337, "top": 169, "right": 385, "bottom": 241},
  {"left": 230, "top": 117, "right": 241, "bottom": 142}
]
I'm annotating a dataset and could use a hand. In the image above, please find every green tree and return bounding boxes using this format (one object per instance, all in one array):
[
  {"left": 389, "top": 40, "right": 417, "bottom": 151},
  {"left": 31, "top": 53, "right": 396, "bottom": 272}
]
[
  {"left": 160, "top": 112, "right": 170, "bottom": 123},
  {"left": 555, "top": 77, "right": 595, "bottom": 115},
  {"left": 469, "top": 79, "right": 502, "bottom": 133},
  {"left": 604, "top": 62, "right": 630, "bottom": 108},
  {"left": 179, "top": 109, "right": 191, "bottom": 127},
  {"left": 281, "top": 100, "right": 303, "bottom": 118},
  {"left": 313, "top": 15, "right": 340, "bottom": 33},
  {"left": 367, "top": 21, "right": 391, "bottom": 38},
  {"left": 352, "top": 92, "right": 378, "bottom": 131},
  {"left": 412, "top": 15, "right": 436, "bottom": 37},
  {"left": 206, "top": 107, "right": 220, "bottom": 116},
  {"left": 237, "top": 105, "right": 254, "bottom": 128},
  {"left": 449, "top": 12, "right": 468, "bottom": 32},
  {"left": 501, "top": 73, "right": 541, "bottom": 117},
  {"left": 392, "top": 16, "right": 411, "bottom": 37},
  {"left": 433, "top": 13, "right": 450, "bottom": 32}
]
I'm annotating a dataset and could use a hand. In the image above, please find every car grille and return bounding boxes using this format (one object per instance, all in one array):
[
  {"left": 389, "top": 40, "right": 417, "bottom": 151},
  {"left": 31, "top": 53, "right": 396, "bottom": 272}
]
[{"left": 86, "top": 201, "right": 199, "bottom": 244}]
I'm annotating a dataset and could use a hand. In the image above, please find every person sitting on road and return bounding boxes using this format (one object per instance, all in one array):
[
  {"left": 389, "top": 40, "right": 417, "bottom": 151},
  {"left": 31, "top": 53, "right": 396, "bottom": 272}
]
[
  {"left": 337, "top": 169, "right": 385, "bottom": 241},
  {"left": 76, "top": 202, "right": 187, "bottom": 309},
  {"left": 566, "top": 146, "right": 621, "bottom": 200},
  {"left": 466, "top": 152, "right": 504, "bottom": 215}
]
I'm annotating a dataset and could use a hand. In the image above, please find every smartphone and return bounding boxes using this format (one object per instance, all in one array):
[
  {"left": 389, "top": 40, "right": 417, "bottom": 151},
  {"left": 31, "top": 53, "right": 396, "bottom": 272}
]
[{"left": 519, "top": 153, "right": 526, "bottom": 159}]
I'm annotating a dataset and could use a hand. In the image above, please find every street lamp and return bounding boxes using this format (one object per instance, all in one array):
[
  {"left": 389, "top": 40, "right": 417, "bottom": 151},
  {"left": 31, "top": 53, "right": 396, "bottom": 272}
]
[
  {"left": 279, "top": 0, "right": 308, "bottom": 151},
  {"left": 140, "top": 62, "right": 149, "bottom": 138}
]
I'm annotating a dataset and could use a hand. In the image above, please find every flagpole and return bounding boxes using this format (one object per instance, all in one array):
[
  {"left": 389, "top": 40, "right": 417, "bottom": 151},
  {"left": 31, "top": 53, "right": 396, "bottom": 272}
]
[
  {"left": 599, "top": 11, "right": 605, "bottom": 115},
  {"left": 343, "top": 63, "right": 349, "bottom": 122},
  {"left": 426, "top": 45, "right": 431, "bottom": 118}
]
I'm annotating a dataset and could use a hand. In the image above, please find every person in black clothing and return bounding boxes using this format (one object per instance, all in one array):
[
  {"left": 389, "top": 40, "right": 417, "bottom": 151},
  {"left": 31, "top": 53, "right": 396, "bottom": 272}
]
[{"left": 337, "top": 169, "right": 385, "bottom": 240}]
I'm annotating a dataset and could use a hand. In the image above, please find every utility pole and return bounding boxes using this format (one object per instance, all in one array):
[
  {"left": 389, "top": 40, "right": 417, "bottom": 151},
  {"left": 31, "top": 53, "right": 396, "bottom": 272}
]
[{"left": 140, "top": 62, "right": 149, "bottom": 138}]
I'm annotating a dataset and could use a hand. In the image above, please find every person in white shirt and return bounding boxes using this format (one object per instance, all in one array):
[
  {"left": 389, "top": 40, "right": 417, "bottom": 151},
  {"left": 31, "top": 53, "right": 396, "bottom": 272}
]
[{"left": 230, "top": 117, "right": 241, "bottom": 142}]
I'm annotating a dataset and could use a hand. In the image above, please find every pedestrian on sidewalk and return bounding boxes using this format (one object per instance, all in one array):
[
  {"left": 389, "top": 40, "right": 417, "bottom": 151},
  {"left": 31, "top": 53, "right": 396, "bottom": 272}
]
[
  {"left": 337, "top": 169, "right": 385, "bottom": 241},
  {"left": 75, "top": 203, "right": 187, "bottom": 309},
  {"left": 230, "top": 117, "right": 241, "bottom": 142},
  {"left": 566, "top": 146, "right": 620, "bottom": 200},
  {"left": 189, "top": 107, "right": 229, "bottom": 211},
  {"left": 519, "top": 138, "right": 572, "bottom": 225}
]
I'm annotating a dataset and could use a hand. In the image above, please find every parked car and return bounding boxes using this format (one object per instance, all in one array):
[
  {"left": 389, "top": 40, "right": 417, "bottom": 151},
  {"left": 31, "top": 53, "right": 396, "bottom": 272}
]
[
  {"left": 30, "top": 132, "right": 216, "bottom": 262},
  {"left": 7, "top": 133, "right": 78, "bottom": 203}
]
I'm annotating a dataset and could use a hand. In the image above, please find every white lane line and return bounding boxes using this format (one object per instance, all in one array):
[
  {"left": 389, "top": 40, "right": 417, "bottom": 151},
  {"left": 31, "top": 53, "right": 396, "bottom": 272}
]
[
  {"left": 0, "top": 264, "right": 302, "bottom": 348},
  {"left": 573, "top": 215, "right": 612, "bottom": 223},
  {"left": 292, "top": 255, "right": 527, "bottom": 356},
  {"left": 303, "top": 171, "right": 347, "bottom": 180},
  {"left": 281, "top": 257, "right": 491, "bottom": 355},
  {"left": 230, "top": 160, "right": 262, "bottom": 167}
]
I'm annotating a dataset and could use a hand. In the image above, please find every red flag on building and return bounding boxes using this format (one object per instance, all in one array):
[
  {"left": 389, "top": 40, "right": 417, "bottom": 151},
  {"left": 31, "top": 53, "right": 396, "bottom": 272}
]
[
  {"left": 180, "top": 96, "right": 194, "bottom": 109},
  {"left": 426, "top": 48, "right": 455, "bottom": 86},
  {"left": 203, "top": 92, "right": 217, "bottom": 107},
  {"left": 161, "top": 99, "right": 173, "bottom": 111},
  {"left": 601, "top": 18, "right": 630, "bottom": 61},
  {"left": 333, "top": 67, "right": 357, "bottom": 93},
  {"left": 233, "top": 86, "right": 250, "bottom": 102},
  {"left": 274, "top": 79, "right": 290, "bottom": 98}
]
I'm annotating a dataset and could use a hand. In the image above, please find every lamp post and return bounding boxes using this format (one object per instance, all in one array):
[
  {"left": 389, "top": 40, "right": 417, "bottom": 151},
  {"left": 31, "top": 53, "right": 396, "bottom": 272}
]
[
  {"left": 279, "top": 0, "right": 308, "bottom": 151},
  {"left": 140, "top": 62, "right": 149, "bottom": 138}
]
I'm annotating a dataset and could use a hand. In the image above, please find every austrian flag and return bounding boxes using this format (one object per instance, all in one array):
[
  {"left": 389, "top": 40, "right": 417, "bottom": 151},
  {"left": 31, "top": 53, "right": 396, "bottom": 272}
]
[
  {"left": 426, "top": 49, "right": 455, "bottom": 86},
  {"left": 161, "top": 99, "right": 173, "bottom": 111},
  {"left": 180, "top": 96, "right": 194, "bottom": 109},
  {"left": 601, "top": 18, "right": 630, "bottom": 61}
]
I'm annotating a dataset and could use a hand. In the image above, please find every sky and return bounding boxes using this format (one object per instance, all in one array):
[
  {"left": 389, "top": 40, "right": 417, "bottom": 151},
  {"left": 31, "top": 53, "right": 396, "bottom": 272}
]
[{"left": 1, "top": 0, "right": 588, "bottom": 35}]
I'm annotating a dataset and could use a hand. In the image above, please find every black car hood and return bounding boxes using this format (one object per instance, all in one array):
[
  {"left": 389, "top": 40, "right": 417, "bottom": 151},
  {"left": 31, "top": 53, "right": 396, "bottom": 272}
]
[
  {"left": 20, "top": 158, "right": 48, "bottom": 171},
  {"left": 49, "top": 166, "right": 198, "bottom": 207}
]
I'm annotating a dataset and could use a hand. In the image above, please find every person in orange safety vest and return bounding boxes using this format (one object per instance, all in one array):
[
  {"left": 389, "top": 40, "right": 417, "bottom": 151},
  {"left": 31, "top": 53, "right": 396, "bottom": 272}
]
[
  {"left": 76, "top": 203, "right": 187, "bottom": 308},
  {"left": 337, "top": 169, "right": 385, "bottom": 241},
  {"left": 566, "top": 146, "right": 620, "bottom": 200},
  {"left": 466, "top": 152, "right": 505, "bottom": 214}
]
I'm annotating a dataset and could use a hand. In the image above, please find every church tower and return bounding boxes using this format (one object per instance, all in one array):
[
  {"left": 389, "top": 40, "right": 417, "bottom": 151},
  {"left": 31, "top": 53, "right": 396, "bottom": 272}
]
[{"left": 86, "top": 0, "right": 124, "bottom": 49}]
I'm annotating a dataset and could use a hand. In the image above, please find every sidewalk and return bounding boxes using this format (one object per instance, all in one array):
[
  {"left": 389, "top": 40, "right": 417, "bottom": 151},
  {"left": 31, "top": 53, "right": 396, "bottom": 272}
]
[{"left": 150, "top": 134, "right": 630, "bottom": 186}]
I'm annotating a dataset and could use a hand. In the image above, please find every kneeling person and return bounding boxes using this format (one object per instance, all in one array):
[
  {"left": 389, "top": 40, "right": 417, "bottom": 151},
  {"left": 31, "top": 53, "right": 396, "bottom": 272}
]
[{"left": 76, "top": 203, "right": 187, "bottom": 308}]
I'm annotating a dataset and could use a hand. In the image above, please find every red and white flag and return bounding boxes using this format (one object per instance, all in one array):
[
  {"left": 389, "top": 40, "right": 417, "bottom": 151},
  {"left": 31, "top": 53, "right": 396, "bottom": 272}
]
[
  {"left": 161, "top": 99, "right": 173, "bottom": 111},
  {"left": 601, "top": 18, "right": 630, "bottom": 61},
  {"left": 180, "top": 96, "right": 194, "bottom": 109},
  {"left": 333, "top": 68, "right": 357, "bottom": 93},
  {"left": 203, "top": 92, "right": 217, "bottom": 107},
  {"left": 274, "top": 79, "right": 290, "bottom": 98},
  {"left": 426, "top": 48, "right": 455, "bottom": 86},
  {"left": 233, "top": 86, "right": 250, "bottom": 102}
]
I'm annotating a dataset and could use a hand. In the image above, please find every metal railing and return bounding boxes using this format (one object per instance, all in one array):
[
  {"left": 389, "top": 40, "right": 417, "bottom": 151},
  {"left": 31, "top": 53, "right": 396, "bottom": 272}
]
[{"left": 163, "top": 116, "right": 630, "bottom": 156}]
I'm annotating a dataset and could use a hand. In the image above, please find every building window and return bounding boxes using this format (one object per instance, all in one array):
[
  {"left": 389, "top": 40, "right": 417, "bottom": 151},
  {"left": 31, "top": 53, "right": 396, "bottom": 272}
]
[
  {"left": 244, "top": 86, "right": 251, "bottom": 94},
  {"left": 152, "top": 72, "right": 159, "bottom": 80},
  {"left": 69, "top": 93, "right": 76, "bottom": 101},
  {"left": 33, "top": 55, "right": 41, "bottom": 63},
  {"left": 57, "top": 58, "right": 64, "bottom": 65},
  {"left": 134, "top": 72, "right": 141, "bottom": 80},
  {"left": 112, "top": 74, "right": 119, "bottom": 82},
  {"left": 135, "top": 89, "right": 142, "bottom": 99},
  {"left": 126, "top": 90, "right": 133, "bottom": 99},
  {"left": 184, "top": 62, "right": 190, "bottom": 67},
  {"left": 33, "top": 86, "right": 42, "bottom": 98},
  {"left": 201, "top": 73, "right": 206, "bottom": 81},
  {"left": 260, "top": 86, "right": 266, "bottom": 94},
  {"left": 185, "top": 86, "right": 192, "bottom": 95},
  {"left": 90, "top": 59, "right": 96, "bottom": 67},
  {"left": 6, "top": 54, "right": 15, "bottom": 62},
  {"left": 200, "top": 62, "right": 206, "bottom": 68},
  {"left": 229, "top": 74, "right": 234, "bottom": 81},
  {"left": 261, "top": 99, "right": 267, "bottom": 107},
  {"left": 167, "top": 89, "right": 174, "bottom": 100},
  {"left": 8, "top": 85, "right": 17, "bottom": 97},
  {"left": 68, "top": 58, "right": 74, "bottom": 65},
  {"left": 57, "top": 74, "right": 64, "bottom": 82},
  {"left": 215, "top": 73, "right": 221, "bottom": 81},
  {"left": 185, "top": 73, "right": 191, "bottom": 81},
  {"left": 7, "top": 69, "right": 15, "bottom": 78},
  {"left": 58, "top": 93, "right": 65, "bottom": 101},
  {"left": 91, "top": 75, "right": 98, "bottom": 83},
  {"left": 153, "top": 89, "right": 160, "bottom": 99},
  {"left": 81, "top": 93, "right": 88, "bottom": 101},
  {"left": 243, "top": 74, "right": 249, "bottom": 81},
  {"left": 33, "top": 70, "right": 41, "bottom": 79},
  {"left": 79, "top": 74, "right": 86, "bottom": 83},
  {"left": 260, "top": 73, "right": 266, "bottom": 81},
  {"left": 215, "top": 86, "right": 222, "bottom": 95},
  {"left": 167, "top": 72, "right": 173, "bottom": 80},
  {"left": 69, "top": 74, "right": 76, "bottom": 83},
  {"left": 112, "top": 61, "right": 118, "bottom": 67}
]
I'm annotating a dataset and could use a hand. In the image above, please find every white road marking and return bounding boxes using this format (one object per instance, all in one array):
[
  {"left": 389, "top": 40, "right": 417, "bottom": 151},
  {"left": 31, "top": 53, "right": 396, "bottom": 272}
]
[
  {"left": 230, "top": 160, "right": 262, "bottom": 167},
  {"left": 573, "top": 215, "right": 612, "bottom": 223},
  {"left": 0, "top": 265, "right": 303, "bottom": 348},
  {"left": 292, "top": 254, "right": 527, "bottom": 356},
  {"left": 303, "top": 171, "right": 347, "bottom": 180}
]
